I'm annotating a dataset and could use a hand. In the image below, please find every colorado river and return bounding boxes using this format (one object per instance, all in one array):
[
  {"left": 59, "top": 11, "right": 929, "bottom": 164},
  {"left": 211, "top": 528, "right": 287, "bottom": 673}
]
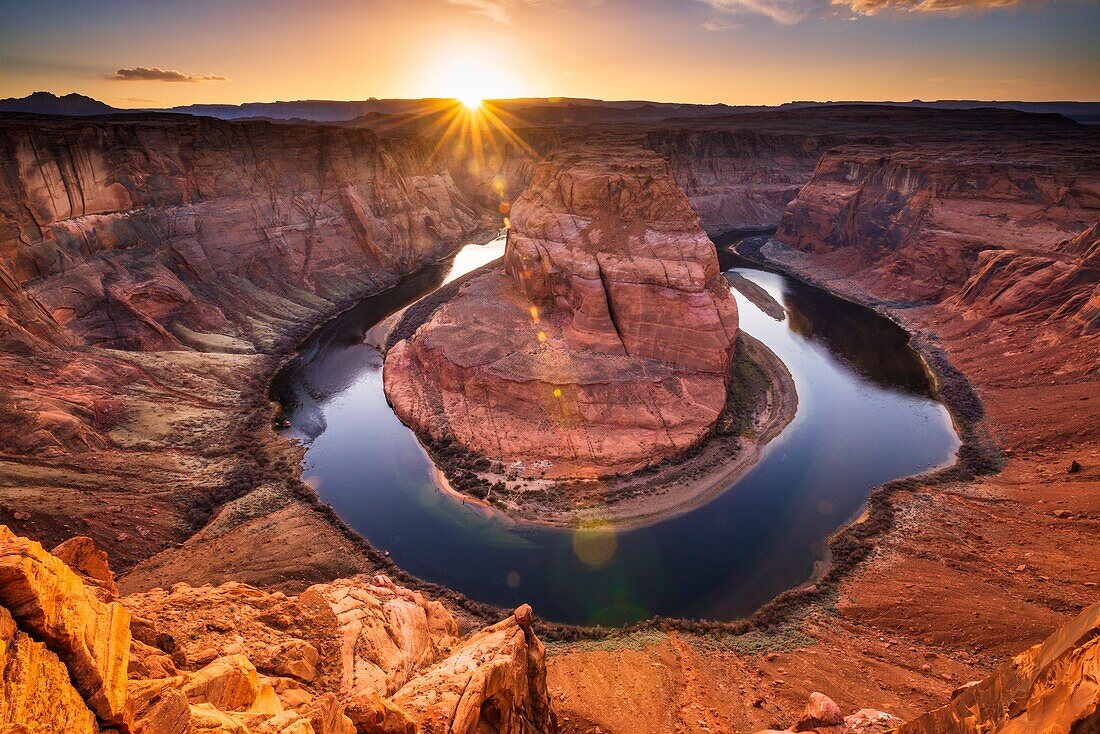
[{"left": 271, "top": 232, "right": 960, "bottom": 625}]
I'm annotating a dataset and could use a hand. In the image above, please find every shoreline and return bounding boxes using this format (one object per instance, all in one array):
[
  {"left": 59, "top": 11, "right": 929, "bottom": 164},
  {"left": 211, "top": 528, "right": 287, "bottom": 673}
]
[
  {"left": 413, "top": 330, "right": 798, "bottom": 531},
  {"left": 379, "top": 251, "right": 799, "bottom": 530}
]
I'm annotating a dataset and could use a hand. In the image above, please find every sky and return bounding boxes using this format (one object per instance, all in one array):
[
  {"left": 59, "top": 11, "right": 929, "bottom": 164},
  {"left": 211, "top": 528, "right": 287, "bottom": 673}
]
[{"left": 0, "top": 0, "right": 1097, "bottom": 108}]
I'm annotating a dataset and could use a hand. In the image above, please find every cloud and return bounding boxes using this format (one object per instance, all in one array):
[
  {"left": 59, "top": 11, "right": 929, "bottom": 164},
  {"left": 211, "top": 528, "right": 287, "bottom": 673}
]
[
  {"left": 702, "top": 18, "right": 743, "bottom": 30},
  {"left": 697, "top": 0, "right": 1043, "bottom": 24},
  {"left": 444, "top": 0, "right": 518, "bottom": 22},
  {"left": 836, "top": 0, "right": 1031, "bottom": 13},
  {"left": 443, "top": 0, "right": 601, "bottom": 23},
  {"left": 110, "top": 67, "right": 228, "bottom": 83},
  {"left": 696, "top": 0, "right": 820, "bottom": 24}
]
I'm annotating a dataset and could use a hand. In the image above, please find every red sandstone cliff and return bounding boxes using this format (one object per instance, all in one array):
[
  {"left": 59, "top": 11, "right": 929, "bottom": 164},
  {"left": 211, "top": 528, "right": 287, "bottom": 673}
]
[
  {"left": 0, "top": 116, "right": 480, "bottom": 352},
  {"left": 384, "top": 144, "right": 738, "bottom": 480},
  {"left": 775, "top": 142, "right": 1100, "bottom": 311}
]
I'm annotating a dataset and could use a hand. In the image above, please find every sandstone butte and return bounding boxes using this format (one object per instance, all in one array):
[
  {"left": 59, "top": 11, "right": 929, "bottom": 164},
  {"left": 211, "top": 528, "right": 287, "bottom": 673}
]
[
  {"left": 0, "top": 526, "right": 556, "bottom": 734},
  {"left": 384, "top": 145, "right": 739, "bottom": 479}
]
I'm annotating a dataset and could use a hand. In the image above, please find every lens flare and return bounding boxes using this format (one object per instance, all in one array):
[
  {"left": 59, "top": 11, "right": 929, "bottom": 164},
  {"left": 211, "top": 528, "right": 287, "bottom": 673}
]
[{"left": 572, "top": 521, "right": 617, "bottom": 567}]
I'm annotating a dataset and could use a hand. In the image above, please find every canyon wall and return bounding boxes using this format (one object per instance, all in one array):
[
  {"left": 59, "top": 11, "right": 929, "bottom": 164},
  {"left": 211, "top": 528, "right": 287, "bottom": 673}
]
[
  {"left": 775, "top": 141, "right": 1100, "bottom": 328},
  {"left": 646, "top": 128, "right": 839, "bottom": 234},
  {"left": 0, "top": 116, "right": 481, "bottom": 353},
  {"left": 385, "top": 144, "right": 738, "bottom": 479}
]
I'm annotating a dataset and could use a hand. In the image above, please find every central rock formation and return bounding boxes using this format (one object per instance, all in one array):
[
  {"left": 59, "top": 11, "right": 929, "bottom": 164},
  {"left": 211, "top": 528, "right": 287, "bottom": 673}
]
[{"left": 385, "top": 145, "right": 738, "bottom": 479}]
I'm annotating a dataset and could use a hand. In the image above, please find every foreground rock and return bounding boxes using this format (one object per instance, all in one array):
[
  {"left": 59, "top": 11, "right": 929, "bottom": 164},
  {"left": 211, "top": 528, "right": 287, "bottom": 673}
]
[
  {"left": 385, "top": 145, "right": 738, "bottom": 479},
  {"left": 0, "top": 526, "right": 556, "bottom": 733},
  {"left": 895, "top": 601, "right": 1100, "bottom": 734},
  {"left": 755, "top": 692, "right": 901, "bottom": 734},
  {"left": 393, "top": 604, "right": 556, "bottom": 733},
  {"left": 0, "top": 526, "right": 131, "bottom": 730}
]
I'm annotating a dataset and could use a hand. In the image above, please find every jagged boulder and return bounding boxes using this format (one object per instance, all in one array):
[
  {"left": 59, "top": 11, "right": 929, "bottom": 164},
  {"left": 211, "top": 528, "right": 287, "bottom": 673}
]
[
  {"left": 298, "top": 574, "right": 458, "bottom": 699},
  {"left": 182, "top": 654, "right": 262, "bottom": 711},
  {"left": 0, "top": 525, "right": 132, "bottom": 730},
  {"left": 0, "top": 606, "right": 99, "bottom": 733},
  {"left": 51, "top": 535, "right": 119, "bottom": 601},
  {"left": 393, "top": 605, "right": 557, "bottom": 734},
  {"left": 129, "top": 678, "right": 190, "bottom": 734},
  {"left": 896, "top": 601, "right": 1100, "bottom": 734}
]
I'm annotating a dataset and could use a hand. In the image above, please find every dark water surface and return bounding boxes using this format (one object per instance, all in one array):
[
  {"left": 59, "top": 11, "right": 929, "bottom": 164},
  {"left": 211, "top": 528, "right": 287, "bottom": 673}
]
[{"left": 271, "top": 233, "right": 959, "bottom": 625}]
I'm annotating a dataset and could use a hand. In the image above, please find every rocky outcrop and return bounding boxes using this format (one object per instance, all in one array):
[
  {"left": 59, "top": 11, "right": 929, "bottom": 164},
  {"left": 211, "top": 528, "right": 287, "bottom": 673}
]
[
  {"left": 950, "top": 222, "right": 1100, "bottom": 335},
  {"left": 0, "top": 525, "right": 132, "bottom": 729},
  {"left": 298, "top": 574, "right": 458, "bottom": 698},
  {"left": 775, "top": 142, "right": 1100, "bottom": 305},
  {"left": 0, "top": 605, "right": 99, "bottom": 733},
  {"left": 385, "top": 144, "right": 738, "bottom": 479},
  {"left": 393, "top": 605, "right": 556, "bottom": 734},
  {"left": 0, "top": 525, "right": 555, "bottom": 734},
  {"left": 894, "top": 601, "right": 1100, "bottom": 734}
]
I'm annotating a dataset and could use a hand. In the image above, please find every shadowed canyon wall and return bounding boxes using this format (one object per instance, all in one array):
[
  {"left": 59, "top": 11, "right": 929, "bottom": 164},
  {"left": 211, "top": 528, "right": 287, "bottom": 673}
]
[{"left": 0, "top": 116, "right": 482, "bottom": 353}]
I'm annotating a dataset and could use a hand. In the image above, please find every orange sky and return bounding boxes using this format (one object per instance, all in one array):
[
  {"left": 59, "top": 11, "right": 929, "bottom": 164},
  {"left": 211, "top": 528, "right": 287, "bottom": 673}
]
[{"left": 1, "top": 0, "right": 1097, "bottom": 107}]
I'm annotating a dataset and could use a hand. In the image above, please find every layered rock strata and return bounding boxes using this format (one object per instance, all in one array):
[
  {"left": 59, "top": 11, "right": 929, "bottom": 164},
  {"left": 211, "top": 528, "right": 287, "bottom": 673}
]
[
  {"left": 385, "top": 145, "right": 738, "bottom": 479},
  {"left": 0, "top": 526, "right": 556, "bottom": 734},
  {"left": 0, "top": 115, "right": 479, "bottom": 353},
  {"left": 776, "top": 142, "right": 1100, "bottom": 311}
]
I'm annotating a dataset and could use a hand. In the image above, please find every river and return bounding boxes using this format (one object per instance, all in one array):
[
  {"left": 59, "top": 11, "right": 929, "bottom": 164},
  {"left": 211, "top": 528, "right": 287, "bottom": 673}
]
[{"left": 270, "top": 232, "right": 960, "bottom": 625}]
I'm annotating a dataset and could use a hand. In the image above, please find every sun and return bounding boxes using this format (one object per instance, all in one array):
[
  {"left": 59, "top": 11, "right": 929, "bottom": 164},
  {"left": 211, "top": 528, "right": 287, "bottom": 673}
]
[{"left": 429, "top": 52, "right": 518, "bottom": 110}]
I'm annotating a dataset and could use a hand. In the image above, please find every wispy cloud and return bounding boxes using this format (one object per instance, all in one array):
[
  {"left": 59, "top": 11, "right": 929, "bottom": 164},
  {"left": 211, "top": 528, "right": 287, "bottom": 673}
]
[
  {"left": 697, "top": 0, "right": 1045, "bottom": 24},
  {"left": 443, "top": 0, "right": 601, "bottom": 23},
  {"left": 109, "top": 67, "right": 228, "bottom": 83},
  {"left": 702, "top": 18, "right": 743, "bottom": 30},
  {"left": 696, "top": 0, "right": 819, "bottom": 24},
  {"left": 445, "top": 0, "right": 521, "bottom": 22},
  {"left": 837, "top": 0, "right": 1032, "bottom": 13}
]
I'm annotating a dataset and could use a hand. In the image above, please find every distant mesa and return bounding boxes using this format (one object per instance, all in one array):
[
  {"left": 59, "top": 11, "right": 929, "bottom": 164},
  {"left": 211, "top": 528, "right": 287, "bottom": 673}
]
[
  {"left": 0, "top": 92, "right": 117, "bottom": 117},
  {"left": 3, "top": 91, "right": 1098, "bottom": 124}
]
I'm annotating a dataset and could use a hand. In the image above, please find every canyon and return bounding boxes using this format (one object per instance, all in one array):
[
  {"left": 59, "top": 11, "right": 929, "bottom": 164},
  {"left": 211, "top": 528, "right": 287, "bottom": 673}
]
[{"left": 0, "top": 103, "right": 1097, "bottom": 733}]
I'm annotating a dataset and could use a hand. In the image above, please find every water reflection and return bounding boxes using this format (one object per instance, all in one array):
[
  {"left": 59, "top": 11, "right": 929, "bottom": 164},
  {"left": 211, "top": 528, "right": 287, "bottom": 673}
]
[{"left": 270, "top": 234, "right": 960, "bottom": 625}]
